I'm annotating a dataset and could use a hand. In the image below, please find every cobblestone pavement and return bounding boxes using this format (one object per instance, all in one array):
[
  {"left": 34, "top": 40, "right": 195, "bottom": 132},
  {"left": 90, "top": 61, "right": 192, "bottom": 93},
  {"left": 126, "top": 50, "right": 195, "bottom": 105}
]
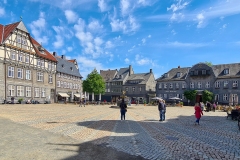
[{"left": 0, "top": 103, "right": 240, "bottom": 160}]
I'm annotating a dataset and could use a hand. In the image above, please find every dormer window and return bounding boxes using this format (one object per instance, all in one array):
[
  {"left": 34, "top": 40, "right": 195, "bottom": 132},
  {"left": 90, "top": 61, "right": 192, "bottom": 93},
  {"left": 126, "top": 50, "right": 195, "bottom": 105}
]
[
  {"left": 194, "top": 70, "right": 198, "bottom": 75},
  {"left": 115, "top": 75, "right": 119, "bottom": 78},
  {"left": 38, "top": 46, "right": 45, "bottom": 54},
  {"left": 177, "top": 72, "right": 181, "bottom": 78},
  {"left": 164, "top": 73, "right": 169, "bottom": 78},
  {"left": 224, "top": 68, "right": 229, "bottom": 75},
  {"left": 202, "top": 70, "right": 206, "bottom": 75},
  {"left": 70, "top": 67, "right": 73, "bottom": 71},
  {"left": 62, "top": 64, "right": 64, "bottom": 68}
]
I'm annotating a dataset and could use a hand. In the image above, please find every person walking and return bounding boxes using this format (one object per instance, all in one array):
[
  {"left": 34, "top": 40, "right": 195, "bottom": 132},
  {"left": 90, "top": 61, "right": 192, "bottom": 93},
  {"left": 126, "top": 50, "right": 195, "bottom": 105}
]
[
  {"left": 119, "top": 99, "right": 127, "bottom": 120},
  {"left": 212, "top": 102, "right": 216, "bottom": 112},
  {"left": 158, "top": 99, "right": 166, "bottom": 121},
  {"left": 194, "top": 102, "right": 203, "bottom": 125}
]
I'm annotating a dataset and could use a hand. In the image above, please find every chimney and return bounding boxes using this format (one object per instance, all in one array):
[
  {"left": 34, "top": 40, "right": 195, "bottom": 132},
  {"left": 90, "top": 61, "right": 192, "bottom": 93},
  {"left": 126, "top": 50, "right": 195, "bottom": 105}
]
[
  {"left": 53, "top": 52, "right": 56, "bottom": 56},
  {"left": 129, "top": 65, "right": 132, "bottom": 76},
  {"left": 61, "top": 55, "right": 66, "bottom": 59},
  {"left": 150, "top": 69, "right": 152, "bottom": 73},
  {"left": 178, "top": 66, "right": 180, "bottom": 68}
]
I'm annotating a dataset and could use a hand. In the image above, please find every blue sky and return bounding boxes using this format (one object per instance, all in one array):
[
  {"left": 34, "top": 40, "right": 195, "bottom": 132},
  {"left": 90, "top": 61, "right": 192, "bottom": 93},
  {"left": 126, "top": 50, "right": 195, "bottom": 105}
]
[{"left": 0, "top": 0, "right": 240, "bottom": 79}]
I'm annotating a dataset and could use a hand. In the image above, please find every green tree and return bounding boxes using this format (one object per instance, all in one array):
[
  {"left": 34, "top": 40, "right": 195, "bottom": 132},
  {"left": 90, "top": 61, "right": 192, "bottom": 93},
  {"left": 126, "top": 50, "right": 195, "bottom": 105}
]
[
  {"left": 82, "top": 69, "right": 105, "bottom": 96},
  {"left": 184, "top": 90, "right": 197, "bottom": 101},
  {"left": 205, "top": 61, "right": 213, "bottom": 66},
  {"left": 202, "top": 90, "right": 214, "bottom": 103}
]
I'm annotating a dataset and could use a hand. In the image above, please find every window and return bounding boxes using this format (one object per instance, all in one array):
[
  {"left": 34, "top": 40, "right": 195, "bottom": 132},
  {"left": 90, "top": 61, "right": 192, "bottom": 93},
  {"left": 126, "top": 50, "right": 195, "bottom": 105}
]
[
  {"left": 182, "top": 82, "right": 186, "bottom": 89},
  {"left": 190, "top": 71, "right": 194, "bottom": 76},
  {"left": 164, "top": 83, "right": 167, "bottom": 89},
  {"left": 158, "top": 83, "right": 162, "bottom": 89},
  {"left": 177, "top": 72, "right": 181, "bottom": 77},
  {"left": 37, "top": 59, "right": 41, "bottom": 66},
  {"left": 164, "top": 94, "right": 167, "bottom": 99},
  {"left": 215, "top": 81, "right": 220, "bottom": 88},
  {"left": 202, "top": 70, "right": 206, "bottom": 75},
  {"left": 176, "top": 83, "right": 179, "bottom": 89},
  {"left": 49, "top": 75, "right": 53, "bottom": 83},
  {"left": 223, "top": 81, "right": 228, "bottom": 88},
  {"left": 18, "top": 54, "right": 23, "bottom": 62},
  {"left": 223, "top": 94, "right": 228, "bottom": 101},
  {"left": 11, "top": 51, "right": 16, "bottom": 60},
  {"left": 57, "top": 73, "right": 60, "bottom": 77},
  {"left": 215, "top": 94, "right": 219, "bottom": 101},
  {"left": 8, "top": 66, "right": 14, "bottom": 77},
  {"left": 164, "top": 73, "right": 169, "bottom": 78},
  {"left": 61, "top": 81, "right": 63, "bottom": 88},
  {"left": 26, "top": 86, "right": 31, "bottom": 97},
  {"left": 132, "top": 87, "right": 135, "bottom": 92},
  {"left": 17, "top": 68, "right": 23, "bottom": 79},
  {"left": 69, "top": 83, "right": 72, "bottom": 89},
  {"left": 67, "top": 83, "right": 69, "bottom": 88},
  {"left": 224, "top": 69, "right": 229, "bottom": 75},
  {"left": 205, "top": 82, "right": 210, "bottom": 88},
  {"left": 197, "top": 82, "right": 202, "bottom": 89},
  {"left": 182, "top": 94, "right": 185, "bottom": 100},
  {"left": 48, "top": 63, "right": 51, "bottom": 70},
  {"left": 139, "top": 87, "right": 142, "bottom": 92},
  {"left": 194, "top": 70, "right": 198, "bottom": 75},
  {"left": 126, "top": 87, "right": 128, "bottom": 91},
  {"left": 158, "top": 94, "right": 162, "bottom": 98},
  {"left": 17, "top": 86, "right": 24, "bottom": 96},
  {"left": 17, "top": 36, "right": 21, "bottom": 47},
  {"left": 64, "top": 82, "right": 67, "bottom": 88},
  {"left": 41, "top": 88, "right": 46, "bottom": 97},
  {"left": 26, "top": 70, "right": 31, "bottom": 80},
  {"left": 41, "top": 60, "right": 44, "bottom": 67},
  {"left": 190, "top": 82, "right": 194, "bottom": 89},
  {"left": 233, "top": 81, "right": 238, "bottom": 87},
  {"left": 169, "top": 83, "right": 173, "bottom": 89},
  {"left": 57, "top": 81, "right": 60, "bottom": 87},
  {"left": 8, "top": 85, "right": 15, "bottom": 96},
  {"left": 34, "top": 88, "right": 40, "bottom": 97},
  {"left": 52, "top": 64, "right": 55, "bottom": 70},
  {"left": 25, "top": 56, "right": 29, "bottom": 63},
  {"left": 37, "top": 72, "right": 43, "bottom": 81}
]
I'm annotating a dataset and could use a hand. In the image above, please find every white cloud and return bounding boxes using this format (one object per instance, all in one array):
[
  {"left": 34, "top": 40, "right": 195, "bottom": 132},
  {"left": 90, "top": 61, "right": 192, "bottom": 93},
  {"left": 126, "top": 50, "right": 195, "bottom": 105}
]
[
  {"left": 167, "top": 0, "right": 190, "bottom": 12},
  {"left": 142, "top": 38, "right": 146, "bottom": 44},
  {"left": 29, "top": 12, "right": 48, "bottom": 44},
  {"left": 0, "top": 7, "right": 5, "bottom": 16},
  {"left": 171, "top": 29, "right": 176, "bottom": 35},
  {"left": 87, "top": 19, "right": 104, "bottom": 33},
  {"left": 53, "top": 35, "right": 64, "bottom": 48},
  {"left": 161, "top": 41, "right": 208, "bottom": 48},
  {"left": 135, "top": 54, "right": 156, "bottom": 66},
  {"left": 120, "top": 0, "right": 131, "bottom": 16},
  {"left": 64, "top": 10, "right": 78, "bottom": 23},
  {"left": 148, "top": 35, "right": 151, "bottom": 38},
  {"left": 67, "top": 47, "right": 73, "bottom": 52},
  {"left": 125, "top": 58, "right": 130, "bottom": 64},
  {"left": 98, "top": 0, "right": 108, "bottom": 12},
  {"left": 222, "top": 24, "right": 227, "bottom": 29},
  {"left": 196, "top": 13, "right": 205, "bottom": 28},
  {"left": 105, "top": 41, "right": 113, "bottom": 48}
]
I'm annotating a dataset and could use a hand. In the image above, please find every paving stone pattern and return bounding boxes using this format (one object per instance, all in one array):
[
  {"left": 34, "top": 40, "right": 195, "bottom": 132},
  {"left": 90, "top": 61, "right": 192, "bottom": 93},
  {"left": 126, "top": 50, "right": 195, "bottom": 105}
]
[{"left": 0, "top": 104, "right": 240, "bottom": 160}]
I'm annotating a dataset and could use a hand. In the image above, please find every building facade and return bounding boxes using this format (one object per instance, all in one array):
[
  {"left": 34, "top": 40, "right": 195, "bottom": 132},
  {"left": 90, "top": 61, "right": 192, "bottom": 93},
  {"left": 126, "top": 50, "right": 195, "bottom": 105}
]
[
  {"left": 156, "top": 63, "right": 240, "bottom": 105},
  {"left": 54, "top": 53, "right": 82, "bottom": 103},
  {"left": 0, "top": 21, "right": 57, "bottom": 103}
]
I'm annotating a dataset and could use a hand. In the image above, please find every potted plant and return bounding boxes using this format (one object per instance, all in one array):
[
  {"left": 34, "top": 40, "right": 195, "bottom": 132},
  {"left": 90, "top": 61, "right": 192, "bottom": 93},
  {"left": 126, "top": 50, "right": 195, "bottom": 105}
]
[
  {"left": 18, "top": 98, "right": 24, "bottom": 104},
  {"left": 180, "top": 102, "right": 183, "bottom": 107},
  {"left": 144, "top": 100, "right": 146, "bottom": 106}
]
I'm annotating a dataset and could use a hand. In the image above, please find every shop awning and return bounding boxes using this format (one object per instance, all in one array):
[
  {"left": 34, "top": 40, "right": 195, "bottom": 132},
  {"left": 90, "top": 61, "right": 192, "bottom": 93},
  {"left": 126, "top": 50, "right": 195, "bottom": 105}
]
[
  {"left": 58, "top": 93, "right": 70, "bottom": 97},
  {"left": 74, "top": 94, "right": 80, "bottom": 98}
]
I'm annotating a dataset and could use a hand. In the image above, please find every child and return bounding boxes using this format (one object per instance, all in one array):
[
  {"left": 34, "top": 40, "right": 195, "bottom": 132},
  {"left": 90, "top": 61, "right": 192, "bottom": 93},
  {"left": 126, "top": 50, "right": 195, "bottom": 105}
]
[{"left": 194, "top": 102, "right": 203, "bottom": 125}]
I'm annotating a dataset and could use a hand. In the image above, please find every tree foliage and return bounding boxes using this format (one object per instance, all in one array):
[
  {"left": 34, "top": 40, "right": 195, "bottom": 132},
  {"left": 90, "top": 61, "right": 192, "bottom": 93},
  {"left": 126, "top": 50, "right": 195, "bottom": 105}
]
[
  {"left": 205, "top": 61, "right": 213, "bottom": 66},
  {"left": 184, "top": 90, "right": 197, "bottom": 101},
  {"left": 202, "top": 90, "right": 214, "bottom": 103},
  {"left": 82, "top": 69, "right": 105, "bottom": 95}
]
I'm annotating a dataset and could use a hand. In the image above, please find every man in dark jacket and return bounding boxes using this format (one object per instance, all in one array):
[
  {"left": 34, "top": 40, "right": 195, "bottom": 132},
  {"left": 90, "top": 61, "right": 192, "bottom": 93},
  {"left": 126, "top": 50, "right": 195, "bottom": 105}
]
[
  {"left": 119, "top": 99, "right": 127, "bottom": 120},
  {"left": 158, "top": 100, "right": 166, "bottom": 121}
]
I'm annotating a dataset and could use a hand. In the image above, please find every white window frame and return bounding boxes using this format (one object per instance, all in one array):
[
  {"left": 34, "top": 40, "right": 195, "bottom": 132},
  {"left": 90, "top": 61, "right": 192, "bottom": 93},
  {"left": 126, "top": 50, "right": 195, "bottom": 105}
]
[
  {"left": 158, "top": 83, "right": 162, "bottom": 89},
  {"left": 57, "top": 81, "right": 60, "bottom": 87},
  {"left": 26, "top": 70, "right": 31, "bottom": 80},
  {"left": 25, "top": 56, "right": 29, "bottom": 63},
  {"left": 48, "top": 63, "right": 51, "bottom": 70},
  {"left": 26, "top": 86, "right": 31, "bottom": 97},
  {"left": 17, "top": 68, "right": 23, "bottom": 79},
  {"left": 233, "top": 81, "right": 238, "bottom": 87},
  {"left": 37, "top": 72, "right": 43, "bottom": 81},
  {"left": 215, "top": 81, "right": 220, "bottom": 88},
  {"left": 132, "top": 87, "right": 135, "bottom": 92},
  {"left": 11, "top": 51, "right": 16, "bottom": 60},
  {"left": 163, "top": 94, "right": 167, "bottom": 99},
  {"left": 215, "top": 94, "right": 219, "bottom": 101},
  {"left": 34, "top": 88, "right": 40, "bottom": 97},
  {"left": 197, "top": 82, "right": 202, "bottom": 89},
  {"left": 41, "top": 88, "right": 46, "bottom": 97},
  {"left": 37, "top": 59, "right": 41, "bottom": 66},
  {"left": 18, "top": 53, "right": 23, "bottom": 62},
  {"left": 169, "top": 83, "right": 173, "bottom": 89},
  {"left": 182, "top": 82, "right": 186, "bottom": 89},
  {"left": 190, "top": 82, "right": 194, "bottom": 89},
  {"left": 205, "top": 82, "right": 210, "bottom": 88},
  {"left": 224, "top": 81, "right": 228, "bottom": 88},
  {"left": 176, "top": 83, "right": 179, "bottom": 89},
  {"left": 164, "top": 83, "right": 167, "bottom": 89},
  {"left": 49, "top": 74, "right": 53, "bottom": 83},
  {"left": 8, "top": 66, "right": 14, "bottom": 78},
  {"left": 17, "top": 86, "right": 24, "bottom": 96},
  {"left": 8, "top": 85, "right": 15, "bottom": 96},
  {"left": 41, "top": 60, "right": 44, "bottom": 68},
  {"left": 223, "top": 94, "right": 228, "bottom": 101}
]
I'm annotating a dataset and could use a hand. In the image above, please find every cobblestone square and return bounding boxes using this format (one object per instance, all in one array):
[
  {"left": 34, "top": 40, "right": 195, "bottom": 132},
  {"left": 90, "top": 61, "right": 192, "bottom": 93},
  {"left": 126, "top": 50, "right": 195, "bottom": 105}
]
[{"left": 0, "top": 103, "right": 239, "bottom": 160}]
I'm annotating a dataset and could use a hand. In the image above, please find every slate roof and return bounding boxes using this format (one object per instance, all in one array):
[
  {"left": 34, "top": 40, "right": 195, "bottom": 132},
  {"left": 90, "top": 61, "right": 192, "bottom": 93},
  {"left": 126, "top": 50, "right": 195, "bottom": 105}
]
[
  {"left": 126, "top": 73, "right": 152, "bottom": 85},
  {"left": 100, "top": 69, "right": 118, "bottom": 82},
  {"left": 30, "top": 37, "right": 57, "bottom": 62},
  {"left": 112, "top": 67, "right": 130, "bottom": 81},
  {"left": 156, "top": 67, "right": 190, "bottom": 81},
  {"left": 55, "top": 56, "right": 82, "bottom": 78},
  {"left": 212, "top": 63, "right": 240, "bottom": 78}
]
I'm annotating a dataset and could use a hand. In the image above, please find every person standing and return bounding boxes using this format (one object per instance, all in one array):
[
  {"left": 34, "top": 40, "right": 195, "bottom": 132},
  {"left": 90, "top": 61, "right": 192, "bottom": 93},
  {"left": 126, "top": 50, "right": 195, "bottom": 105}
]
[
  {"left": 212, "top": 102, "right": 216, "bottom": 112},
  {"left": 119, "top": 99, "right": 127, "bottom": 120},
  {"left": 194, "top": 102, "right": 203, "bottom": 125},
  {"left": 158, "top": 99, "right": 166, "bottom": 121}
]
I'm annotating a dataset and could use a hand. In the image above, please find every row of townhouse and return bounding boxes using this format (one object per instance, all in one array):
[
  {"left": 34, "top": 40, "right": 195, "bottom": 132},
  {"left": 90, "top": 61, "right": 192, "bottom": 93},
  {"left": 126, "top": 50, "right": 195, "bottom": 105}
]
[
  {"left": 156, "top": 63, "right": 240, "bottom": 105},
  {"left": 100, "top": 65, "right": 156, "bottom": 103},
  {"left": 0, "top": 20, "right": 82, "bottom": 103}
]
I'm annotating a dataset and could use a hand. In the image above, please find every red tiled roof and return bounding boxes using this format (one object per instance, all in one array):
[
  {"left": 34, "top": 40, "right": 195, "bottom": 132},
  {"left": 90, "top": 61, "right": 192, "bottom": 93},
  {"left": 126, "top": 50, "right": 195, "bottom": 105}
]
[
  {"left": 0, "top": 24, "right": 3, "bottom": 44},
  {"left": 2, "top": 22, "right": 20, "bottom": 43},
  {"left": 68, "top": 59, "right": 76, "bottom": 63},
  {"left": 30, "top": 37, "right": 57, "bottom": 62}
]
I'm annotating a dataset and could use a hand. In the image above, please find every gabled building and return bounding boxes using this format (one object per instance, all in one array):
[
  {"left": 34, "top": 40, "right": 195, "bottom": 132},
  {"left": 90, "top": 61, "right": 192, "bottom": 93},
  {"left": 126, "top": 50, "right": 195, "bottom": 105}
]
[
  {"left": 123, "top": 69, "right": 156, "bottom": 103},
  {"left": 53, "top": 53, "right": 82, "bottom": 103},
  {"left": 156, "top": 63, "right": 240, "bottom": 105},
  {"left": 0, "top": 21, "right": 57, "bottom": 103}
]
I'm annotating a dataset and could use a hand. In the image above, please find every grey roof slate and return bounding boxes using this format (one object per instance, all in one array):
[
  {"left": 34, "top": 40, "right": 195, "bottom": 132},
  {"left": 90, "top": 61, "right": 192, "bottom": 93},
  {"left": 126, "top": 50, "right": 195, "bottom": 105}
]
[
  {"left": 100, "top": 69, "right": 118, "bottom": 82},
  {"left": 126, "top": 73, "right": 152, "bottom": 85},
  {"left": 156, "top": 67, "right": 190, "bottom": 81},
  {"left": 55, "top": 56, "right": 82, "bottom": 78},
  {"left": 112, "top": 67, "right": 130, "bottom": 81},
  {"left": 212, "top": 63, "right": 240, "bottom": 78}
]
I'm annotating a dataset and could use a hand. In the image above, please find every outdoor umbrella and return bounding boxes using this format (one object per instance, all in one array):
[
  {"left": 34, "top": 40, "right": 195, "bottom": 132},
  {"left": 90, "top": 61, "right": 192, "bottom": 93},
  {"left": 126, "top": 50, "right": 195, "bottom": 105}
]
[
  {"left": 169, "top": 97, "right": 182, "bottom": 101},
  {"left": 151, "top": 97, "right": 163, "bottom": 100}
]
